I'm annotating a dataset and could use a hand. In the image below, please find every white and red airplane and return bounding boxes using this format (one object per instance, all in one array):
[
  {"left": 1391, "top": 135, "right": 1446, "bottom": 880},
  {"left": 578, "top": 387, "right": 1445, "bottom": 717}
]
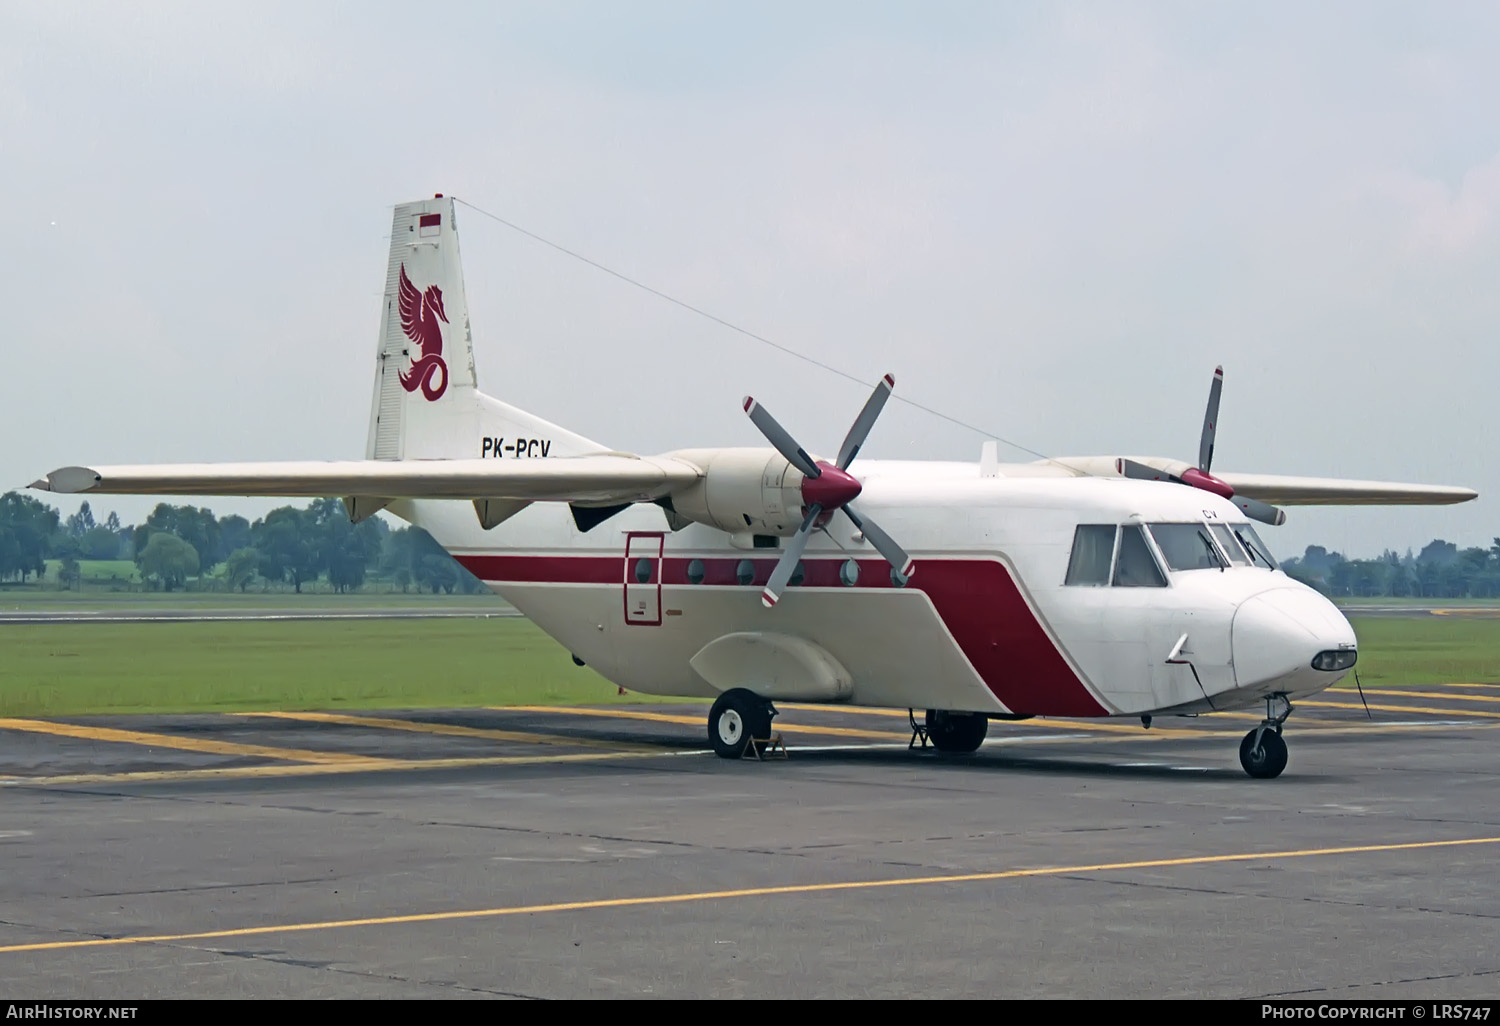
[{"left": 31, "top": 195, "right": 1478, "bottom": 778}]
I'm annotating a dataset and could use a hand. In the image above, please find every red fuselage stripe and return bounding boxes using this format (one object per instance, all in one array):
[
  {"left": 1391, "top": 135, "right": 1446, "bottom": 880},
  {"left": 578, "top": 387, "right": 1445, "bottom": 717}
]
[{"left": 451, "top": 554, "right": 1107, "bottom": 717}]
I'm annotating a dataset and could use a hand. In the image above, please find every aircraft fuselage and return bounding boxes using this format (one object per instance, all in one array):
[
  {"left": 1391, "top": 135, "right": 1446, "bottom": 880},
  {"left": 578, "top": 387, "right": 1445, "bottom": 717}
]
[{"left": 400, "top": 461, "right": 1356, "bottom": 720}]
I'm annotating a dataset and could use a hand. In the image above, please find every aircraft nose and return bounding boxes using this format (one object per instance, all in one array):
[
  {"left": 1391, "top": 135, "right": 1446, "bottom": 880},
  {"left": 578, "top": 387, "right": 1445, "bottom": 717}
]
[{"left": 1232, "top": 586, "right": 1357, "bottom": 691}]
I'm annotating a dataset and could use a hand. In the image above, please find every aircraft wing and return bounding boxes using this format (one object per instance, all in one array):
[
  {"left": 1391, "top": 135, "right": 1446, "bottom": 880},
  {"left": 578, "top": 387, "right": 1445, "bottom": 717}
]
[
  {"left": 1213, "top": 473, "right": 1477, "bottom": 506},
  {"left": 29, "top": 455, "right": 700, "bottom": 506}
]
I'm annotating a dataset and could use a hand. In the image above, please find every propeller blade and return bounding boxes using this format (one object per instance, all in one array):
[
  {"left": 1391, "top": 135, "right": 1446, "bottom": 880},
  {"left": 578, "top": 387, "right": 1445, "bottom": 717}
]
[
  {"left": 761, "top": 505, "right": 820, "bottom": 608},
  {"left": 1232, "top": 495, "right": 1286, "bottom": 527},
  {"left": 842, "top": 502, "right": 914, "bottom": 578},
  {"left": 1199, "top": 366, "right": 1223, "bottom": 473},
  {"left": 743, "top": 397, "right": 820, "bottom": 478},
  {"left": 1117, "top": 458, "right": 1180, "bottom": 484},
  {"left": 835, "top": 373, "right": 895, "bottom": 470}
]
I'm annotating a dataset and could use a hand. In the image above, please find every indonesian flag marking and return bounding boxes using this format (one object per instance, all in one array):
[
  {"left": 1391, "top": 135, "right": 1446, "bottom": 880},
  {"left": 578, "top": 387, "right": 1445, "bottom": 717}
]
[{"left": 418, "top": 213, "right": 441, "bottom": 238}]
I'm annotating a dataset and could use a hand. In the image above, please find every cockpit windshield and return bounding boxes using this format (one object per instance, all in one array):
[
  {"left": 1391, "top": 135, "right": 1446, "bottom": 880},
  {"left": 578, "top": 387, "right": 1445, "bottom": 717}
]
[
  {"left": 1230, "top": 523, "right": 1278, "bottom": 570},
  {"left": 1209, "top": 523, "right": 1251, "bottom": 566},
  {"left": 1148, "top": 523, "right": 1226, "bottom": 572}
]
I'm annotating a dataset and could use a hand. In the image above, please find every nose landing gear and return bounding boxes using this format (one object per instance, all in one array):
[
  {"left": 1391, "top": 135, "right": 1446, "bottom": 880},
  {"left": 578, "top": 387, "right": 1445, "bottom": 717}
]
[{"left": 1239, "top": 694, "right": 1291, "bottom": 779}]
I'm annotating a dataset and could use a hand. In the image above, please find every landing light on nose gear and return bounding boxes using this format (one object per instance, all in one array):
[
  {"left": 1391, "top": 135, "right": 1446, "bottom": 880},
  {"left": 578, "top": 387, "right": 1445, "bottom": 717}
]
[{"left": 1239, "top": 694, "right": 1293, "bottom": 779}]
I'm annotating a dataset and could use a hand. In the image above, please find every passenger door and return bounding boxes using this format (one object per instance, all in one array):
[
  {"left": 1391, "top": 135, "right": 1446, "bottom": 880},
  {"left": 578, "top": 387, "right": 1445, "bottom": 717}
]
[{"left": 623, "top": 532, "right": 664, "bottom": 627}]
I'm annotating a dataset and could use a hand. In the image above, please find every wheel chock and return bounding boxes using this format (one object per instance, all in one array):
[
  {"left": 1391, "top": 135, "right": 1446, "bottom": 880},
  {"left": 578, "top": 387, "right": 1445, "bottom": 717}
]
[
  {"left": 908, "top": 709, "right": 930, "bottom": 750},
  {"left": 741, "top": 733, "right": 788, "bottom": 761}
]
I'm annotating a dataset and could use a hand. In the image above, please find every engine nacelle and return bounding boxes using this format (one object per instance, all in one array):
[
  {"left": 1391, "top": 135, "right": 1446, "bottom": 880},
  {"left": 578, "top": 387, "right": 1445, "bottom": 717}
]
[{"left": 664, "top": 448, "right": 807, "bottom": 536}]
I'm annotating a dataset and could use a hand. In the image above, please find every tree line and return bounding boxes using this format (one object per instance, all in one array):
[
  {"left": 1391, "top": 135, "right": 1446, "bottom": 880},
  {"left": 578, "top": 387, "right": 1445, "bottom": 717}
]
[
  {"left": 4, "top": 489, "right": 1499, "bottom": 599},
  {"left": 1280, "top": 540, "right": 1500, "bottom": 599},
  {"left": 0, "top": 493, "right": 485, "bottom": 594}
]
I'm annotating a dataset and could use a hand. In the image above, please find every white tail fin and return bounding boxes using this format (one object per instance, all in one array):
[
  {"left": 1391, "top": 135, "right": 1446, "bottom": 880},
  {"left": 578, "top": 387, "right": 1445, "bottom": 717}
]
[{"left": 365, "top": 195, "right": 604, "bottom": 463}]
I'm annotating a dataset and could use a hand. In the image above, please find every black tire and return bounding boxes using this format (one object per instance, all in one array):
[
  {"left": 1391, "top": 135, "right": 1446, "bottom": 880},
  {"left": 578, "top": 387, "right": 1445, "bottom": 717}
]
[
  {"left": 708, "top": 689, "right": 773, "bottom": 759},
  {"left": 1239, "top": 728, "right": 1288, "bottom": 779},
  {"left": 925, "top": 709, "right": 988, "bottom": 754}
]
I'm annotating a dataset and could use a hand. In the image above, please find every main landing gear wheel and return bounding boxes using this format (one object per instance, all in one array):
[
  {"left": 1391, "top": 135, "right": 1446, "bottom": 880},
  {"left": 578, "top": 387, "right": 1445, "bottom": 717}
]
[
  {"left": 708, "top": 688, "right": 775, "bottom": 759},
  {"left": 1239, "top": 694, "right": 1292, "bottom": 779},
  {"left": 925, "top": 710, "right": 988, "bottom": 754}
]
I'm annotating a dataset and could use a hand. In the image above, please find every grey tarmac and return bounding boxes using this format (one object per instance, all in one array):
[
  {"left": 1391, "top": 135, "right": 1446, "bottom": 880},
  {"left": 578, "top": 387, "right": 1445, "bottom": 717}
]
[{"left": 1, "top": 691, "right": 1498, "bottom": 999}]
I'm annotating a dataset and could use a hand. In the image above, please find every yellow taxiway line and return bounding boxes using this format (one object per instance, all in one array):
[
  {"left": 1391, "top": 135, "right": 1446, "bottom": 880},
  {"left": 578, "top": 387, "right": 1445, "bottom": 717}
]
[
  {"left": 239, "top": 710, "right": 665, "bottom": 753},
  {"left": 513, "top": 704, "right": 1490, "bottom": 742},
  {"left": 0, "top": 717, "right": 388, "bottom": 766},
  {"left": 3, "top": 834, "right": 1496, "bottom": 957},
  {"left": 1300, "top": 699, "right": 1500, "bottom": 720},
  {"left": 1344, "top": 687, "right": 1500, "bottom": 705},
  {"left": 1338, "top": 681, "right": 1500, "bottom": 691},
  {"left": 6, "top": 718, "right": 1490, "bottom": 789},
  {"left": 0, "top": 747, "right": 707, "bottom": 789},
  {"left": 499, "top": 704, "right": 902, "bottom": 741},
  {"left": 4, "top": 706, "right": 1493, "bottom": 790}
]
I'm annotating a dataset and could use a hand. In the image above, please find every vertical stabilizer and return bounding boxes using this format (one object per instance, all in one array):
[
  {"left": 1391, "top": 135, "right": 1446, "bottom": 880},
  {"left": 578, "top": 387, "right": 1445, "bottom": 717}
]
[
  {"left": 364, "top": 195, "right": 604, "bottom": 464},
  {"left": 367, "top": 196, "right": 476, "bottom": 459}
]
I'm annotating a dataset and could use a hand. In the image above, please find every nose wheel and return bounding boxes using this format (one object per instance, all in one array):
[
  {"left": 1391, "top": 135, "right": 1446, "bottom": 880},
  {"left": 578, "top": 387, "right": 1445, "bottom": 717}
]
[{"left": 1239, "top": 695, "right": 1291, "bottom": 779}]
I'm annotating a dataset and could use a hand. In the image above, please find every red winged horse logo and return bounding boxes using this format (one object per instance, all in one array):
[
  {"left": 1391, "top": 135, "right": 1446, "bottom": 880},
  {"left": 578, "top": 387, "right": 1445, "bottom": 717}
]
[{"left": 397, "top": 263, "right": 449, "bottom": 401}]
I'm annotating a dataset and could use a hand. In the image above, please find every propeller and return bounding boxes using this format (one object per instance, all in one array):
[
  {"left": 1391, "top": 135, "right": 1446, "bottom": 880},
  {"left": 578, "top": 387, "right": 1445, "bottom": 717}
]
[
  {"left": 742, "top": 373, "right": 913, "bottom": 608},
  {"left": 1117, "top": 366, "right": 1286, "bottom": 526}
]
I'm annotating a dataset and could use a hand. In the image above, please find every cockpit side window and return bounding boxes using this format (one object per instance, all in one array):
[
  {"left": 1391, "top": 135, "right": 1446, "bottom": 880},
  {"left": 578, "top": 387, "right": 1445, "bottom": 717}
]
[
  {"left": 1065, "top": 524, "right": 1117, "bottom": 586},
  {"left": 1232, "top": 523, "right": 1278, "bottom": 570},
  {"left": 1149, "top": 523, "right": 1226, "bottom": 572},
  {"left": 1113, "top": 525, "right": 1167, "bottom": 587}
]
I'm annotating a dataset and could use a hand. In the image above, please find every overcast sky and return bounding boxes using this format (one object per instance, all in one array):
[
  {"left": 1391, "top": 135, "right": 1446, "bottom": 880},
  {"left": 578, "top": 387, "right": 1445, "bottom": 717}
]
[{"left": 4, "top": 2, "right": 1496, "bottom": 560}]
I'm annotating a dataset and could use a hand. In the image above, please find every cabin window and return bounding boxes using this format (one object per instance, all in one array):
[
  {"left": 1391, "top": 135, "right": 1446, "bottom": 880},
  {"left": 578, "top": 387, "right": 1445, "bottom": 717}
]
[
  {"left": 1065, "top": 524, "right": 1116, "bottom": 586},
  {"left": 1231, "top": 523, "right": 1278, "bottom": 570},
  {"left": 839, "top": 559, "right": 860, "bottom": 587},
  {"left": 1209, "top": 524, "right": 1251, "bottom": 566},
  {"left": 633, "top": 558, "right": 654, "bottom": 584},
  {"left": 1148, "top": 523, "right": 1226, "bottom": 572},
  {"left": 789, "top": 561, "right": 806, "bottom": 586},
  {"left": 735, "top": 559, "right": 755, "bottom": 585},
  {"left": 686, "top": 559, "right": 706, "bottom": 584},
  {"left": 1114, "top": 525, "right": 1167, "bottom": 587}
]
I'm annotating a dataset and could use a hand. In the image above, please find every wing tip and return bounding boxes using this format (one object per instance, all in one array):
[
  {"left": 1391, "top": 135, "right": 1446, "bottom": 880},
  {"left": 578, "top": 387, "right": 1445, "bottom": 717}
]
[{"left": 32, "top": 467, "right": 99, "bottom": 494}]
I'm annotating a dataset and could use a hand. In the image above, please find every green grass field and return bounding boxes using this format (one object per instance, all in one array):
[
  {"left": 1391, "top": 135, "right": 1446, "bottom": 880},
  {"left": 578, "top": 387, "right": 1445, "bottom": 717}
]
[
  {"left": 40, "top": 559, "right": 140, "bottom": 584},
  {"left": 0, "top": 590, "right": 509, "bottom": 610},
  {"left": 1341, "top": 616, "right": 1500, "bottom": 688},
  {"left": 0, "top": 619, "right": 633, "bottom": 717},
  {"left": 0, "top": 613, "right": 1494, "bottom": 718},
  {"left": 1337, "top": 596, "right": 1500, "bottom": 607}
]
